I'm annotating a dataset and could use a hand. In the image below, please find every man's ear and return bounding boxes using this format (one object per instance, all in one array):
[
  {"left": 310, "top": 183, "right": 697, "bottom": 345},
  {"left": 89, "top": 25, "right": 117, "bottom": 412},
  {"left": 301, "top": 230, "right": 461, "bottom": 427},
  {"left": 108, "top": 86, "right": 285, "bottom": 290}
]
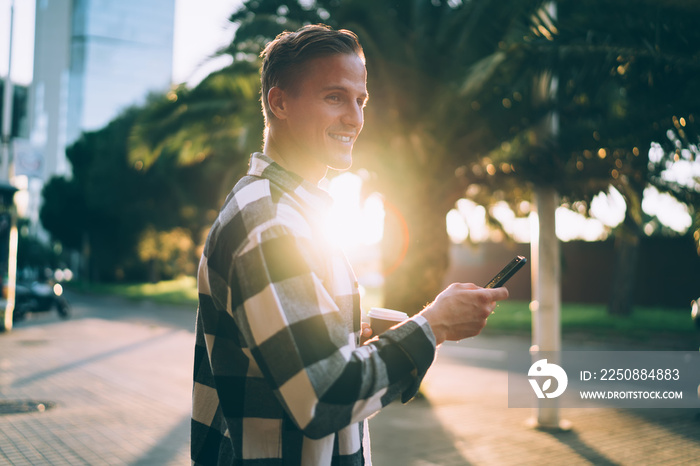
[{"left": 268, "top": 87, "right": 288, "bottom": 120}]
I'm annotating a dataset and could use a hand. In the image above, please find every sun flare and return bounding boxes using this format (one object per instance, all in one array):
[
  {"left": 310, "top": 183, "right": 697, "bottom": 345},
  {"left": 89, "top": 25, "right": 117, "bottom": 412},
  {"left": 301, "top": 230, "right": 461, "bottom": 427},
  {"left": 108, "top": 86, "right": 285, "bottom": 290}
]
[{"left": 324, "top": 173, "right": 385, "bottom": 252}]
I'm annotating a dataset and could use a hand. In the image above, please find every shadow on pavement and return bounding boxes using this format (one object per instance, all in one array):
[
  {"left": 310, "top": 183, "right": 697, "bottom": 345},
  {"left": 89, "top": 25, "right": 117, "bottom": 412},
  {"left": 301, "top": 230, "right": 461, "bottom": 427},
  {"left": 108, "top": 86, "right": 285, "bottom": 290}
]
[
  {"left": 369, "top": 395, "right": 473, "bottom": 466},
  {"left": 133, "top": 413, "right": 191, "bottom": 465},
  {"left": 627, "top": 407, "right": 700, "bottom": 445},
  {"left": 546, "top": 429, "right": 621, "bottom": 466},
  {"left": 10, "top": 327, "right": 180, "bottom": 388}
]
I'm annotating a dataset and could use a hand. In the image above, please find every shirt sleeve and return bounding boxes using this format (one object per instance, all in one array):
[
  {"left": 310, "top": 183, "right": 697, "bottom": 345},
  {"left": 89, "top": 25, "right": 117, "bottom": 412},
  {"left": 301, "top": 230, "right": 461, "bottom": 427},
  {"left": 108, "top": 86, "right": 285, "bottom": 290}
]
[{"left": 230, "top": 223, "right": 436, "bottom": 439}]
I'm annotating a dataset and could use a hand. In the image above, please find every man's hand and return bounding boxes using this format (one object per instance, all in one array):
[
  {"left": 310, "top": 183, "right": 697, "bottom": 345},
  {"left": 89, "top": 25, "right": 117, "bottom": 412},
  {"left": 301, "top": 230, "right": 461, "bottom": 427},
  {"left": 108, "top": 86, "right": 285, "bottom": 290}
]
[
  {"left": 419, "top": 283, "right": 509, "bottom": 345},
  {"left": 360, "top": 322, "right": 373, "bottom": 345}
]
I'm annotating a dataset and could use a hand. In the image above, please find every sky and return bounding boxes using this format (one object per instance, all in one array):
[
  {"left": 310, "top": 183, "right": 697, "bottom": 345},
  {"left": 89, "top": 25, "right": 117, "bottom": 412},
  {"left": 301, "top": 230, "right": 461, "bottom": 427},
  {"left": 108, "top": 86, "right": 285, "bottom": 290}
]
[
  {"left": 171, "top": 0, "right": 243, "bottom": 85},
  {"left": 0, "top": 0, "right": 243, "bottom": 86}
]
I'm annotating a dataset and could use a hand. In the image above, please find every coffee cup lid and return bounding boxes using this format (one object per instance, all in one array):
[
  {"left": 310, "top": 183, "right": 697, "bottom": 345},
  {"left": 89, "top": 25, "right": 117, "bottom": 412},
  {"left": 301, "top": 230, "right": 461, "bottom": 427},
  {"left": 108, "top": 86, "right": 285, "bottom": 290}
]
[{"left": 367, "top": 307, "right": 409, "bottom": 321}]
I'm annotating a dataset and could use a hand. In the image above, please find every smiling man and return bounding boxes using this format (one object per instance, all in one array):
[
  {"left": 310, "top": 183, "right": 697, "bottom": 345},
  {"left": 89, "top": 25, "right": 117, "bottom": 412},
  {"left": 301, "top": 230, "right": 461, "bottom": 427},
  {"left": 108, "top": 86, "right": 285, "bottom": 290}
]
[
  {"left": 262, "top": 49, "right": 367, "bottom": 182},
  {"left": 191, "top": 24, "right": 509, "bottom": 465}
]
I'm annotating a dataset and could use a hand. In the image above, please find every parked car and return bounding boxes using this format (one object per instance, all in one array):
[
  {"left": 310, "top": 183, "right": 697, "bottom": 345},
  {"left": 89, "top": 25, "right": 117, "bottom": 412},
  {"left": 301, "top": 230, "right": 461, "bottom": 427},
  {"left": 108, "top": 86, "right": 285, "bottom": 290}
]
[{"left": 11, "top": 280, "right": 70, "bottom": 322}]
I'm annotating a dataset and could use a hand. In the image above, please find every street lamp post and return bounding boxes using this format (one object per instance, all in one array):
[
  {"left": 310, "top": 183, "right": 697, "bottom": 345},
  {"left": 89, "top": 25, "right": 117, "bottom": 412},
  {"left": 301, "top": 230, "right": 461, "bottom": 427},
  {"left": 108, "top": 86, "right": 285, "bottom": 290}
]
[
  {"left": 1, "top": 0, "right": 19, "bottom": 332},
  {"left": 527, "top": 0, "right": 571, "bottom": 431},
  {"left": 1, "top": 0, "right": 14, "bottom": 179}
]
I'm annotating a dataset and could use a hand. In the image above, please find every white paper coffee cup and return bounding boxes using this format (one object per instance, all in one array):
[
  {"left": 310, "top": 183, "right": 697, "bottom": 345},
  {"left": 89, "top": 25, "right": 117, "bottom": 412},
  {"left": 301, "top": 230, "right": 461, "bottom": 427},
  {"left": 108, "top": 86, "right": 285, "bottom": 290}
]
[{"left": 368, "top": 307, "right": 409, "bottom": 334}]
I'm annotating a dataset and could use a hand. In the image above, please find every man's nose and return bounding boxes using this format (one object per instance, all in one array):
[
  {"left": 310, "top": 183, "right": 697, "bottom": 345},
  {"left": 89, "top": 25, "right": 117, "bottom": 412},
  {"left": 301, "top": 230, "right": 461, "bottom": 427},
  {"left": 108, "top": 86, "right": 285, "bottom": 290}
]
[{"left": 342, "top": 101, "right": 364, "bottom": 128}]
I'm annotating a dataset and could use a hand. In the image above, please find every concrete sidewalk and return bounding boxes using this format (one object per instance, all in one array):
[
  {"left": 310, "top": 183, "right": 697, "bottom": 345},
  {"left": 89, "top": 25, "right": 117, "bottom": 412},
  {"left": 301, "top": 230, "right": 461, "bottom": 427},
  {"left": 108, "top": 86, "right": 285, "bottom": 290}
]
[
  {"left": 1, "top": 297, "right": 699, "bottom": 465},
  {"left": 370, "top": 344, "right": 700, "bottom": 465},
  {"left": 0, "top": 316, "right": 192, "bottom": 465}
]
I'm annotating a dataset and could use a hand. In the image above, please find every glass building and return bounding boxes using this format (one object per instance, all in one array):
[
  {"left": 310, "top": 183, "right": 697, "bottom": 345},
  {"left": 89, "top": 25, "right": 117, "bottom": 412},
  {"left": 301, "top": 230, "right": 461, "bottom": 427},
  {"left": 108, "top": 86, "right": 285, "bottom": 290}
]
[
  {"left": 25, "top": 0, "right": 175, "bottom": 230},
  {"left": 66, "top": 0, "right": 175, "bottom": 145},
  {"left": 30, "top": 0, "right": 175, "bottom": 178}
]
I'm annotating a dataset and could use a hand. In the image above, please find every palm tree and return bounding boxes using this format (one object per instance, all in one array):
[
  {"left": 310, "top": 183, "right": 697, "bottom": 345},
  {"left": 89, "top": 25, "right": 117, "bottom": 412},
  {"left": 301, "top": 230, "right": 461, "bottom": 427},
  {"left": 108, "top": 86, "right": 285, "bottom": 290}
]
[
  {"left": 459, "top": 0, "right": 700, "bottom": 315},
  {"left": 129, "top": 60, "right": 264, "bottom": 200}
]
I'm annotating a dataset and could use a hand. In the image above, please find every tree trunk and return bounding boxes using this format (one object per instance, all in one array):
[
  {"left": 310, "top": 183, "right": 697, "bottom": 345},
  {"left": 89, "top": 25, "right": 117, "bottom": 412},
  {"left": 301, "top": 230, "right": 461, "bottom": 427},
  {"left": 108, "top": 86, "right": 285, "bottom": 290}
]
[
  {"left": 608, "top": 230, "right": 639, "bottom": 316},
  {"left": 381, "top": 190, "right": 450, "bottom": 316},
  {"left": 530, "top": 185, "right": 564, "bottom": 429},
  {"left": 148, "top": 258, "right": 160, "bottom": 284}
]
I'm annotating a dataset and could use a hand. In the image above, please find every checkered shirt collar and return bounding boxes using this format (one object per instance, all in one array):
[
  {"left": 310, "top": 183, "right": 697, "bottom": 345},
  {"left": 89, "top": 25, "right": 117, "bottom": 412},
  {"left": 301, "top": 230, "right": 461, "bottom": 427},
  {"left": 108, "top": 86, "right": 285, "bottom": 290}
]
[{"left": 248, "top": 152, "right": 333, "bottom": 216}]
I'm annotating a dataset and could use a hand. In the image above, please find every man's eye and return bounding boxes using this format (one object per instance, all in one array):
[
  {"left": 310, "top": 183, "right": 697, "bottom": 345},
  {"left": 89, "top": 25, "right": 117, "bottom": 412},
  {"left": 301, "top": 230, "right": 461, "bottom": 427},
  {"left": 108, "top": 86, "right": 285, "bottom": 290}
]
[{"left": 327, "top": 95, "right": 341, "bottom": 102}]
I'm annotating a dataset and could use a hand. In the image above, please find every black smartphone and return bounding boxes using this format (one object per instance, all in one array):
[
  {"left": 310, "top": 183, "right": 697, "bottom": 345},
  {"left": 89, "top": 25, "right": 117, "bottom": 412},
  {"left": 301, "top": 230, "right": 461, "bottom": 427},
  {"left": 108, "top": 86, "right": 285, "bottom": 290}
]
[{"left": 484, "top": 256, "right": 527, "bottom": 288}]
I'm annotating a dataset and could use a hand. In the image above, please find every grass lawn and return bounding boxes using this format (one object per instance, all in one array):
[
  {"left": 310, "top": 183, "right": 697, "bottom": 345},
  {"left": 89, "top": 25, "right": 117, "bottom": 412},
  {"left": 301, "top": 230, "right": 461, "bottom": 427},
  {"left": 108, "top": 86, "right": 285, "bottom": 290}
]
[
  {"left": 69, "top": 277, "right": 699, "bottom": 349},
  {"left": 68, "top": 276, "right": 199, "bottom": 307},
  {"left": 485, "top": 299, "right": 698, "bottom": 349}
]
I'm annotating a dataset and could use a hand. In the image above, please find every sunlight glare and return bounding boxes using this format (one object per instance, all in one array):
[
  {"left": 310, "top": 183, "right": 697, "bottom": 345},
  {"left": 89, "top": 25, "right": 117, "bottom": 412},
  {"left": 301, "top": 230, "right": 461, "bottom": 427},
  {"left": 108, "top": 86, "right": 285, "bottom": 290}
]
[
  {"left": 590, "top": 187, "right": 626, "bottom": 227},
  {"left": 325, "top": 173, "right": 385, "bottom": 251},
  {"left": 446, "top": 209, "right": 468, "bottom": 243},
  {"left": 448, "top": 199, "right": 491, "bottom": 243},
  {"left": 449, "top": 197, "right": 613, "bottom": 244},
  {"left": 555, "top": 208, "right": 607, "bottom": 241},
  {"left": 491, "top": 201, "right": 530, "bottom": 243},
  {"left": 660, "top": 157, "right": 700, "bottom": 190},
  {"left": 642, "top": 186, "right": 692, "bottom": 233},
  {"left": 447, "top": 174, "right": 693, "bottom": 246},
  {"left": 459, "top": 199, "right": 490, "bottom": 242}
]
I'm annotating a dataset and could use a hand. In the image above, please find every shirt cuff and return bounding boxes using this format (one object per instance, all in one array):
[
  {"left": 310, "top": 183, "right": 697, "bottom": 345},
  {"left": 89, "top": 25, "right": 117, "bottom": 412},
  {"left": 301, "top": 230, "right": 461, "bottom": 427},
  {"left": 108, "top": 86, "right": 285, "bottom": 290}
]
[{"left": 381, "top": 315, "right": 437, "bottom": 402}]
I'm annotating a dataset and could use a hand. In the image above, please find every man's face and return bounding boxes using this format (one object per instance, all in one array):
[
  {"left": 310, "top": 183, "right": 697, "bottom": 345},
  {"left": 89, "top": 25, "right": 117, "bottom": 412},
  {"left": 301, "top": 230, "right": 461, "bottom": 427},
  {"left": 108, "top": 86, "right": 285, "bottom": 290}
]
[{"left": 277, "top": 53, "right": 368, "bottom": 173}]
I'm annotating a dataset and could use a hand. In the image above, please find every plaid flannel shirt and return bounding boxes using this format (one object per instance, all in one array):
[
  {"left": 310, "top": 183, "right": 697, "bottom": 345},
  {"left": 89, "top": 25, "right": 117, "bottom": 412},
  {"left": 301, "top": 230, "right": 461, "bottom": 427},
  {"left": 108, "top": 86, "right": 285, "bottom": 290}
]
[{"left": 192, "top": 153, "right": 436, "bottom": 465}]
